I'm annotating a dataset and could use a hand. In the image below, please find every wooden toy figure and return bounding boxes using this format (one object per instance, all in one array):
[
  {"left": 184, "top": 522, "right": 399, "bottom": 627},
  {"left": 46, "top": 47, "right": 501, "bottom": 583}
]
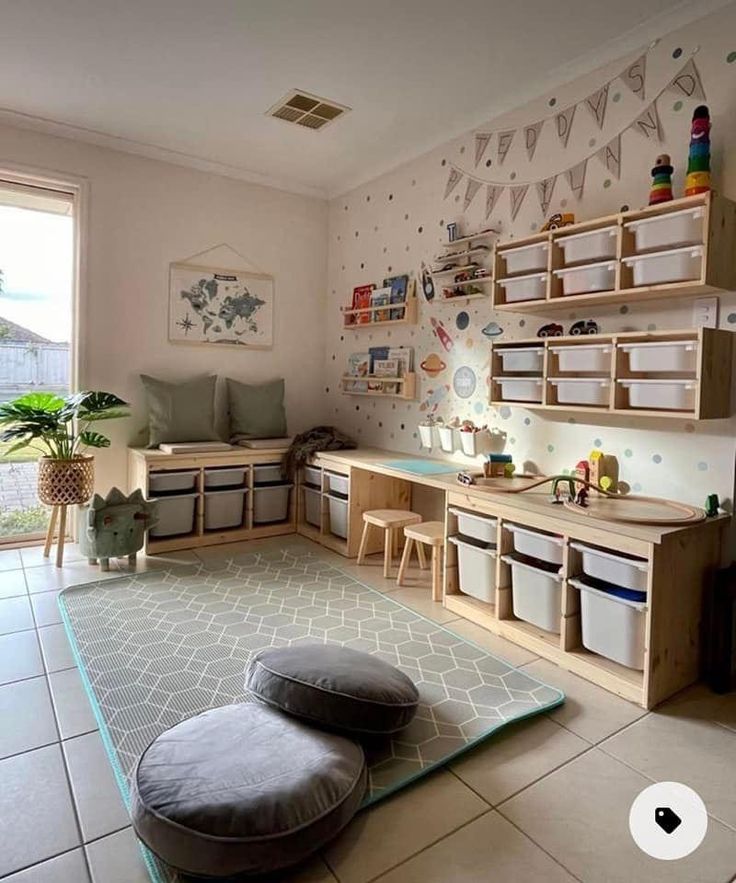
[
  {"left": 685, "top": 105, "right": 711, "bottom": 196},
  {"left": 649, "top": 154, "right": 674, "bottom": 205},
  {"left": 589, "top": 451, "right": 618, "bottom": 493}
]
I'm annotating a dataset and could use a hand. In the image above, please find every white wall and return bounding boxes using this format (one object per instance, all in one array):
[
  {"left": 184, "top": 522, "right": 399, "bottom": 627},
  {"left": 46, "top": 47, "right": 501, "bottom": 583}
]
[{"left": 0, "top": 122, "right": 329, "bottom": 492}]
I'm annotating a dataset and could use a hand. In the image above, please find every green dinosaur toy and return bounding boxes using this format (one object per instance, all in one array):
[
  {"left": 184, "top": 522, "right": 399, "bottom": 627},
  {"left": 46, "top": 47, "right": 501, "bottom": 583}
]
[{"left": 78, "top": 488, "right": 158, "bottom": 571}]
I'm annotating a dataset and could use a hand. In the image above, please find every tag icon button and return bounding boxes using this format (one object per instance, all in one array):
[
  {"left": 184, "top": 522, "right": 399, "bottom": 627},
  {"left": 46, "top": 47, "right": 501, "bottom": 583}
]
[{"left": 655, "top": 806, "right": 682, "bottom": 835}]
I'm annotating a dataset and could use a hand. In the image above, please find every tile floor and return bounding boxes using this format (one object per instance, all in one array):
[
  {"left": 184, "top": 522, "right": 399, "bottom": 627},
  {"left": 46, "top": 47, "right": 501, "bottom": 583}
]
[{"left": 0, "top": 535, "right": 735, "bottom": 883}]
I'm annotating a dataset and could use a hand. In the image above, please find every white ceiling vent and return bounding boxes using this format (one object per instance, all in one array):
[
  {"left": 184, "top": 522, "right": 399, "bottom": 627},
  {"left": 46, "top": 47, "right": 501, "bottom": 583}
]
[{"left": 267, "top": 90, "right": 350, "bottom": 131}]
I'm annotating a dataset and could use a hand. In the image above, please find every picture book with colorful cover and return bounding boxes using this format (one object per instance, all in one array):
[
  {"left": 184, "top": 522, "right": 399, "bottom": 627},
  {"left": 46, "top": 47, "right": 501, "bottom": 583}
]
[
  {"left": 383, "top": 274, "right": 410, "bottom": 320},
  {"left": 351, "top": 284, "right": 375, "bottom": 325},
  {"left": 346, "top": 352, "right": 370, "bottom": 392},
  {"left": 371, "top": 358, "right": 399, "bottom": 394},
  {"left": 368, "top": 345, "right": 413, "bottom": 377},
  {"left": 370, "top": 287, "right": 391, "bottom": 322}
]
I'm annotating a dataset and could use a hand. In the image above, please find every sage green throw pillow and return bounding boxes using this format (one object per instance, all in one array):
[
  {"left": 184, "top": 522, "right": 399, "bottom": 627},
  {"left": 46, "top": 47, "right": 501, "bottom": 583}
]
[
  {"left": 227, "top": 378, "right": 287, "bottom": 440},
  {"left": 141, "top": 374, "right": 220, "bottom": 448}
]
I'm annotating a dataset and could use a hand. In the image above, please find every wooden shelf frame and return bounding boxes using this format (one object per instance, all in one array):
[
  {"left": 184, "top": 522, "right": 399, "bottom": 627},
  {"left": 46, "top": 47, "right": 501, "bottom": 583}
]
[
  {"left": 340, "top": 372, "right": 416, "bottom": 400},
  {"left": 431, "top": 228, "right": 497, "bottom": 302},
  {"left": 342, "top": 291, "right": 418, "bottom": 330}
]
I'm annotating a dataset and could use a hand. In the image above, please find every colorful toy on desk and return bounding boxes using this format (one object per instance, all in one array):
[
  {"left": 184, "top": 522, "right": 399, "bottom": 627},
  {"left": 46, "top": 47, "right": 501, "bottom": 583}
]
[
  {"left": 685, "top": 105, "right": 711, "bottom": 196},
  {"left": 705, "top": 493, "right": 720, "bottom": 518},
  {"left": 589, "top": 450, "right": 618, "bottom": 493},
  {"left": 649, "top": 153, "right": 674, "bottom": 205},
  {"left": 483, "top": 453, "right": 513, "bottom": 478}
]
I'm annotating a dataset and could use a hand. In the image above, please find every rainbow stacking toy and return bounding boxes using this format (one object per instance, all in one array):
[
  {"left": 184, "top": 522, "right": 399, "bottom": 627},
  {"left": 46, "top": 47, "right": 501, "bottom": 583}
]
[
  {"left": 649, "top": 153, "right": 674, "bottom": 205},
  {"left": 685, "top": 105, "right": 711, "bottom": 196}
]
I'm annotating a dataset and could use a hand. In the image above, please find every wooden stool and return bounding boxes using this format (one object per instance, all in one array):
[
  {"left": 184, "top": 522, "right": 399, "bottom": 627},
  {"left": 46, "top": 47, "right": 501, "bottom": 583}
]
[
  {"left": 357, "top": 510, "right": 422, "bottom": 578},
  {"left": 397, "top": 521, "right": 445, "bottom": 602}
]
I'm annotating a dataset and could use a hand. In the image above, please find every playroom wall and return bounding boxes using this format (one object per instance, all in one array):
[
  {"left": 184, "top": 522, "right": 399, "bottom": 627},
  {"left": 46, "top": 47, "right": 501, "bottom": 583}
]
[
  {"left": 0, "top": 123, "right": 329, "bottom": 494},
  {"left": 325, "top": 4, "right": 736, "bottom": 509}
]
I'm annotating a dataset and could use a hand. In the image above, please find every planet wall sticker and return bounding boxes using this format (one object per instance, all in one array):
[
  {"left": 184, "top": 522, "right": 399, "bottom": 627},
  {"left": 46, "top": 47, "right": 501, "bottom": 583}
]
[
  {"left": 453, "top": 366, "right": 477, "bottom": 398},
  {"left": 420, "top": 353, "right": 447, "bottom": 377}
]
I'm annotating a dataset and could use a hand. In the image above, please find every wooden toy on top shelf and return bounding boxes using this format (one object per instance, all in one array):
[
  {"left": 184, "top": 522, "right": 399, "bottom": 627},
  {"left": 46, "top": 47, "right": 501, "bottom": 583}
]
[
  {"left": 649, "top": 154, "right": 674, "bottom": 205},
  {"left": 685, "top": 105, "right": 711, "bottom": 196}
]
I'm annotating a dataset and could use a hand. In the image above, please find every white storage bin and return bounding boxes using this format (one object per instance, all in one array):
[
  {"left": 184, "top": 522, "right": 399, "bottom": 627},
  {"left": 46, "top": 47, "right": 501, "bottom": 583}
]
[
  {"left": 302, "top": 485, "right": 322, "bottom": 527},
  {"left": 570, "top": 542, "right": 648, "bottom": 592},
  {"left": 624, "top": 206, "right": 704, "bottom": 252},
  {"left": 418, "top": 424, "right": 435, "bottom": 449},
  {"left": 438, "top": 425, "right": 456, "bottom": 453},
  {"left": 325, "top": 471, "right": 349, "bottom": 497},
  {"left": 571, "top": 578, "right": 646, "bottom": 670},
  {"left": 619, "top": 340, "right": 697, "bottom": 373},
  {"left": 204, "top": 467, "right": 247, "bottom": 489},
  {"left": 495, "top": 377, "right": 543, "bottom": 403},
  {"left": 502, "top": 241, "right": 549, "bottom": 275},
  {"left": 302, "top": 465, "right": 322, "bottom": 488},
  {"left": 449, "top": 508, "right": 498, "bottom": 545},
  {"left": 549, "top": 377, "right": 610, "bottom": 406},
  {"left": 553, "top": 260, "right": 616, "bottom": 295},
  {"left": 497, "top": 272, "right": 547, "bottom": 303},
  {"left": 459, "top": 428, "right": 506, "bottom": 457},
  {"left": 253, "top": 463, "right": 283, "bottom": 484},
  {"left": 502, "top": 555, "right": 562, "bottom": 633},
  {"left": 253, "top": 483, "right": 292, "bottom": 524},
  {"left": 549, "top": 344, "right": 612, "bottom": 374},
  {"left": 149, "top": 470, "right": 198, "bottom": 494},
  {"left": 326, "top": 492, "right": 349, "bottom": 539},
  {"left": 506, "top": 524, "right": 563, "bottom": 566},
  {"left": 558, "top": 226, "right": 617, "bottom": 264},
  {"left": 149, "top": 492, "right": 197, "bottom": 537},
  {"left": 617, "top": 379, "right": 696, "bottom": 411},
  {"left": 449, "top": 536, "right": 497, "bottom": 603},
  {"left": 622, "top": 245, "right": 702, "bottom": 287},
  {"left": 495, "top": 346, "right": 544, "bottom": 373},
  {"left": 204, "top": 487, "right": 247, "bottom": 530}
]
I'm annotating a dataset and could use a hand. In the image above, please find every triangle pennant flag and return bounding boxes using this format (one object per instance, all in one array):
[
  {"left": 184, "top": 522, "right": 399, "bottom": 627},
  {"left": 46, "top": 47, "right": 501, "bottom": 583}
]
[
  {"left": 555, "top": 105, "right": 576, "bottom": 148},
  {"left": 474, "top": 133, "right": 492, "bottom": 167},
  {"left": 620, "top": 54, "right": 646, "bottom": 100},
  {"left": 596, "top": 134, "right": 621, "bottom": 179},
  {"left": 536, "top": 176, "right": 557, "bottom": 215},
  {"left": 463, "top": 178, "right": 482, "bottom": 211},
  {"left": 444, "top": 167, "right": 463, "bottom": 199},
  {"left": 497, "top": 130, "right": 515, "bottom": 164},
  {"left": 631, "top": 101, "right": 662, "bottom": 142},
  {"left": 485, "top": 184, "right": 504, "bottom": 219},
  {"left": 509, "top": 184, "right": 529, "bottom": 220},
  {"left": 566, "top": 159, "right": 587, "bottom": 200},
  {"left": 585, "top": 83, "right": 610, "bottom": 129},
  {"left": 666, "top": 58, "right": 706, "bottom": 101},
  {"left": 524, "top": 120, "right": 544, "bottom": 162}
]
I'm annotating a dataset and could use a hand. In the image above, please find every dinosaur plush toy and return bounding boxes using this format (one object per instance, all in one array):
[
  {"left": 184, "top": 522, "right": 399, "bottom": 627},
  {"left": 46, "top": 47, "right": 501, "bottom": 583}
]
[{"left": 78, "top": 488, "right": 158, "bottom": 571}]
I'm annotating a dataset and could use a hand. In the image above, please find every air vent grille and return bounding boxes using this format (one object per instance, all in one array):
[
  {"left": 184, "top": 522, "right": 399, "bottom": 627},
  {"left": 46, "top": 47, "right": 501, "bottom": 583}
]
[{"left": 267, "top": 90, "right": 350, "bottom": 131}]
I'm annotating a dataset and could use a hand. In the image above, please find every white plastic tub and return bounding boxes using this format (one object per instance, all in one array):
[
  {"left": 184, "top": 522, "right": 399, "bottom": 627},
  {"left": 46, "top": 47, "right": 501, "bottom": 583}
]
[
  {"left": 302, "top": 485, "right": 322, "bottom": 527},
  {"left": 570, "top": 542, "right": 648, "bottom": 592},
  {"left": 497, "top": 272, "right": 547, "bottom": 303},
  {"left": 619, "top": 340, "right": 697, "bottom": 373},
  {"left": 204, "top": 466, "right": 247, "bottom": 489},
  {"left": 553, "top": 260, "right": 616, "bottom": 295},
  {"left": 449, "top": 536, "right": 497, "bottom": 603},
  {"left": 558, "top": 226, "right": 617, "bottom": 264},
  {"left": 253, "top": 483, "right": 292, "bottom": 523},
  {"left": 459, "top": 428, "right": 507, "bottom": 457},
  {"left": 617, "top": 379, "right": 696, "bottom": 411},
  {"left": 149, "top": 470, "right": 198, "bottom": 494},
  {"left": 149, "top": 492, "right": 197, "bottom": 537},
  {"left": 253, "top": 464, "right": 283, "bottom": 485},
  {"left": 324, "top": 471, "right": 349, "bottom": 497},
  {"left": 418, "top": 424, "right": 434, "bottom": 449},
  {"left": 204, "top": 487, "right": 247, "bottom": 530},
  {"left": 502, "top": 555, "right": 562, "bottom": 633},
  {"left": 495, "top": 377, "right": 543, "bottom": 403},
  {"left": 622, "top": 245, "right": 702, "bottom": 287},
  {"left": 549, "top": 377, "right": 610, "bottom": 406},
  {"left": 624, "top": 206, "right": 704, "bottom": 252},
  {"left": 438, "top": 425, "right": 456, "bottom": 453},
  {"left": 571, "top": 578, "right": 646, "bottom": 670},
  {"left": 549, "top": 344, "right": 612, "bottom": 374},
  {"left": 302, "top": 465, "right": 322, "bottom": 488},
  {"left": 502, "top": 241, "right": 549, "bottom": 275},
  {"left": 506, "top": 524, "right": 564, "bottom": 566},
  {"left": 449, "top": 508, "right": 498, "bottom": 545},
  {"left": 495, "top": 346, "right": 544, "bottom": 373},
  {"left": 326, "top": 492, "right": 348, "bottom": 538}
]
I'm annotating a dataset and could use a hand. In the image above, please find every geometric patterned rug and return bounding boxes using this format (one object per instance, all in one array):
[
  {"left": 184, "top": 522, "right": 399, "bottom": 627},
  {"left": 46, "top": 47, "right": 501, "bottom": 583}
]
[{"left": 59, "top": 547, "right": 564, "bottom": 883}]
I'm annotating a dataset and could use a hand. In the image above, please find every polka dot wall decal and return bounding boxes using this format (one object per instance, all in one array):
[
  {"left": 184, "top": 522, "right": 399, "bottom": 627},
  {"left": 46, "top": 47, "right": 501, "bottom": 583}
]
[
  {"left": 510, "top": 172, "right": 517, "bottom": 180},
  {"left": 439, "top": 219, "right": 444, "bottom": 227},
  {"left": 593, "top": 438, "right": 602, "bottom": 447},
  {"left": 389, "top": 194, "right": 393, "bottom": 201},
  {"left": 567, "top": 418, "right": 576, "bottom": 424},
  {"left": 603, "top": 178, "right": 611, "bottom": 188},
  {"left": 404, "top": 213, "right": 409, "bottom": 220},
  {"left": 441, "top": 159, "right": 447, "bottom": 166},
  {"left": 620, "top": 204, "right": 630, "bottom": 212},
  {"left": 697, "top": 461, "right": 708, "bottom": 471},
  {"left": 560, "top": 198, "right": 568, "bottom": 208},
  {"left": 624, "top": 448, "right": 633, "bottom": 458},
  {"left": 474, "top": 401, "right": 484, "bottom": 414},
  {"left": 456, "top": 311, "right": 470, "bottom": 330},
  {"left": 412, "top": 179, "right": 416, "bottom": 186},
  {"left": 360, "top": 263, "right": 364, "bottom": 269},
  {"left": 460, "top": 146, "right": 465, "bottom": 154},
  {"left": 620, "top": 305, "right": 629, "bottom": 314},
  {"left": 728, "top": 51, "right": 736, "bottom": 64},
  {"left": 519, "top": 319, "right": 526, "bottom": 327},
  {"left": 647, "top": 323, "right": 657, "bottom": 331},
  {"left": 530, "top": 223, "right": 538, "bottom": 231},
  {"left": 652, "top": 454, "right": 662, "bottom": 464},
  {"left": 510, "top": 437, "right": 516, "bottom": 444},
  {"left": 366, "top": 195, "right": 370, "bottom": 201},
  {"left": 633, "top": 482, "right": 642, "bottom": 492},
  {"left": 547, "top": 444, "right": 555, "bottom": 453},
  {"left": 588, "top": 138, "right": 597, "bottom": 148},
  {"left": 728, "top": 313, "right": 736, "bottom": 324},
  {"left": 485, "top": 159, "right": 492, "bottom": 167},
  {"left": 400, "top": 423, "right": 405, "bottom": 430},
  {"left": 684, "top": 423, "right": 695, "bottom": 433},
  {"left": 417, "top": 226, "right": 423, "bottom": 234},
  {"left": 613, "top": 92, "right": 621, "bottom": 103},
  {"left": 673, "top": 100, "right": 683, "bottom": 112},
  {"left": 524, "top": 417, "right": 531, "bottom": 425},
  {"left": 499, "top": 406, "right": 512, "bottom": 419},
  {"left": 455, "top": 194, "right": 460, "bottom": 202},
  {"left": 548, "top": 97, "right": 557, "bottom": 107},
  {"left": 672, "top": 47, "right": 682, "bottom": 58}
]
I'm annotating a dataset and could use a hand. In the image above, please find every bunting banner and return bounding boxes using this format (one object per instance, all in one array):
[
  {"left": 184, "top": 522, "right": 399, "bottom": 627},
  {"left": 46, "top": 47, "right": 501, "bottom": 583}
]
[
  {"left": 463, "top": 178, "right": 482, "bottom": 211},
  {"left": 620, "top": 54, "right": 646, "bottom": 100},
  {"left": 509, "top": 185, "right": 529, "bottom": 221},
  {"left": 444, "top": 167, "right": 463, "bottom": 199},
  {"left": 485, "top": 184, "right": 504, "bottom": 219},
  {"left": 497, "top": 130, "right": 515, "bottom": 164},
  {"left": 585, "top": 84, "right": 609, "bottom": 129},
  {"left": 566, "top": 159, "right": 587, "bottom": 200},
  {"left": 474, "top": 133, "right": 492, "bottom": 167},
  {"left": 524, "top": 120, "right": 544, "bottom": 162},
  {"left": 596, "top": 134, "right": 621, "bottom": 179},
  {"left": 631, "top": 101, "right": 662, "bottom": 142},
  {"left": 555, "top": 105, "right": 576, "bottom": 148},
  {"left": 666, "top": 58, "right": 706, "bottom": 101},
  {"left": 536, "top": 176, "right": 557, "bottom": 215}
]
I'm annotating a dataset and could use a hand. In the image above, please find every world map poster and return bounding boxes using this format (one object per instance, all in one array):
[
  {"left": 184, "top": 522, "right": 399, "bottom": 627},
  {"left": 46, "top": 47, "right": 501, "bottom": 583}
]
[{"left": 168, "top": 262, "right": 274, "bottom": 348}]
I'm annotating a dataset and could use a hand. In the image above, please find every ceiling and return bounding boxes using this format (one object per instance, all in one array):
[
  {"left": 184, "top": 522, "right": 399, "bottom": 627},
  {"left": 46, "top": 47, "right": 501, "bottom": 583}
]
[{"left": 0, "top": 0, "right": 726, "bottom": 198}]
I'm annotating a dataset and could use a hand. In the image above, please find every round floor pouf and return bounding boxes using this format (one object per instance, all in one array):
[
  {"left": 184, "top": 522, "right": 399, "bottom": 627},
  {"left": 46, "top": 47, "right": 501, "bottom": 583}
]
[{"left": 130, "top": 703, "right": 367, "bottom": 878}]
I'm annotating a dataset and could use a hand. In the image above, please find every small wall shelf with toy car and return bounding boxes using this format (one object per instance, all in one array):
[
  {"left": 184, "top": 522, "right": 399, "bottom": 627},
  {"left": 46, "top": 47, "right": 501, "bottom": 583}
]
[
  {"left": 489, "top": 326, "right": 732, "bottom": 420},
  {"left": 491, "top": 192, "right": 736, "bottom": 313},
  {"left": 430, "top": 227, "right": 497, "bottom": 302}
]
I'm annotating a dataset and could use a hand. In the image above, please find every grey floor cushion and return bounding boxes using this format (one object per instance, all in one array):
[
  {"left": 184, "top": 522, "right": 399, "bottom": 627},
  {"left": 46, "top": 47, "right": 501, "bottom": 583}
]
[
  {"left": 130, "top": 702, "right": 366, "bottom": 878},
  {"left": 246, "top": 644, "right": 419, "bottom": 735}
]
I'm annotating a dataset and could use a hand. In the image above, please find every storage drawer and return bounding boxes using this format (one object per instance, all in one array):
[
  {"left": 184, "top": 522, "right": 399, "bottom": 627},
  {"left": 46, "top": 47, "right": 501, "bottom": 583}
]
[
  {"left": 495, "top": 377, "right": 543, "bottom": 402},
  {"left": 619, "top": 340, "right": 697, "bottom": 373},
  {"left": 449, "top": 536, "right": 497, "bottom": 603},
  {"left": 617, "top": 379, "right": 696, "bottom": 411},
  {"left": 324, "top": 471, "right": 349, "bottom": 496},
  {"left": 302, "top": 465, "right": 322, "bottom": 488},
  {"left": 302, "top": 485, "right": 321, "bottom": 527},
  {"left": 571, "top": 578, "right": 646, "bottom": 670},
  {"left": 438, "top": 425, "right": 456, "bottom": 453},
  {"left": 506, "top": 524, "right": 563, "bottom": 566},
  {"left": 622, "top": 245, "right": 702, "bottom": 287},
  {"left": 558, "top": 226, "right": 617, "bottom": 264},
  {"left": 459, "top": 429, "right": 506, "bottom": 457},
  {"left": 570, "top": 542, "right": 648, "bottom": 592},
  {"left": 553, "top": 260, "right": 616, "bottom": 295},
  {"left": 204, "top": 466, "right": 247, "bottom": 489},
  {"left": 149, "top": 469, "right": 198, "bottom": 494},
  {"left": 495, "top": 346, "right": 544, "bottom": 373},
  {"left": 624, "top": 205, "right": 704, "bottom": 252},
  {"left": 204, "top": 487, "right": 247, "bottom": 530},
  {"left": 326, "top": 492, "right": 348, "bottom": 538},
  {"left": 253, "top": 483, "right": 292, "bottom": 524},
  {"left": 549, "top": 344, "right": 612, "bottom": 373},
  {"left": 502, "top": 555, "right": 562, "bottom": 633},
  {"left": 497, "top": 272, "right": 547, "bottom": 303},
  {"left": 449, "top": 507, "right": 498, "bottom": 545},
  {"left": 253, "top": 463, "right": 283, "bottom": 484},
  {"left": 501, "top": 241, "right": 549, "bottom": 275},
  {"left": 149, "top": 493, "right": 197, "bottom": 537},
  {"left": 549, "top": 377, "right": 610, "bottom": 406}
]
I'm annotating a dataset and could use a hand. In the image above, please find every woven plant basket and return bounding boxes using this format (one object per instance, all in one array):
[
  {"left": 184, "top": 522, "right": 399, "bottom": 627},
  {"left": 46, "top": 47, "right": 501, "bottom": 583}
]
[{"left": 37, "top": 456, "right": 95, "bottom": 506}]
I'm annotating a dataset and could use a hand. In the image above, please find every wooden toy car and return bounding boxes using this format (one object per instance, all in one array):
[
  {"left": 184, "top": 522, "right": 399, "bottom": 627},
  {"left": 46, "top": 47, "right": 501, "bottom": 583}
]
[
  {"left": 541, "top": 212, "right": 575, "bottom": 232},
  {"left": 570, "top": 320, "right": 599, "bottom": 336},
  {"left": 537, "top": 323, "right": 564, "bottom": 338}
]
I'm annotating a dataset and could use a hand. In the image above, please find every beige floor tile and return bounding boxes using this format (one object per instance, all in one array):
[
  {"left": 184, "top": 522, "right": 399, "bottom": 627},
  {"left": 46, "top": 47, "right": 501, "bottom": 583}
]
[
  {"left": 658, "top": 682, "right": 736, "bottom": 734},
  {"left": 452, "top": 715, "right": 589, "bottom": 805},
  {"left": 0, "top": 676, "right": 58, "bottom": 759},
  {"left": 115, "top": 550, "right": 200, "bottom": 572},
  {"left": 383, "top": 586, "right": 459, "bottom": 624},
  {"left": 521, "top": 658, "right": 646, "bottom": 744},
  {"left": 0, "top": 630, "right": 44, "bottom": 685},
  {"left": 38, "top": 623, "right": 76, "bottom": 673},
  {"left": 0, "top": 568, "right": 27, "bottom": 599},
  {"left": 602, "top": 706, "right": 736, "bottom": 829},
  {"left": 48, "top": 667, "right": 98, "bottom": 739},
  {"left": 0, "top": 595, "right": 35, "bottom": 635},
  {"left": 85, "top": 828, "right": 150, "bottom": 883},
  {"left": 443, "top": 617, "right": 539, "bottom": 667},
  {"left": 0, "top": 548, "right": 23, "bottom": 572},
  {"left": 30, "top": 589, "right": 63, "bottom": 627},
  {"left": 21, "top": 544, "right": 85, "bottom": 569},
  {"left": 4, "top": 849, "right": 90, "bottom": 883},
  {"left": 373, "top": 810, "right": 576, "bottom": 882},
  {"left": 501, "top": 747, "right": 736, "bottom": 883}
]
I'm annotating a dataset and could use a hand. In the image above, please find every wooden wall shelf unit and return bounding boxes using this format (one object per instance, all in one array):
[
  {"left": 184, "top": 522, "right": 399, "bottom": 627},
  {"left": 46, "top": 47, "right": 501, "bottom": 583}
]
[
  {"left": 340, "top": 372, "right": 416, "bottom": 400},
  {"left": 341, "top": 292, "right": 417, "bottom": 330},
  {"left": 431, "top": 227, "right": 497, "bottom": 302},
  {"left": 492, "top": 192, "right": 736, "bottom": 313},
  {"left": 490, "top": 327, "right": 733, "bottom": 420}
]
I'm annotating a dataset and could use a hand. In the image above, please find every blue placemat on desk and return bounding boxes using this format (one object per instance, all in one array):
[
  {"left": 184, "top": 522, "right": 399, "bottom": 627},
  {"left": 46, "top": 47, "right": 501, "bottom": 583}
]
[{"left": 378, "top": 459, "right": 458, "bottom": 476}]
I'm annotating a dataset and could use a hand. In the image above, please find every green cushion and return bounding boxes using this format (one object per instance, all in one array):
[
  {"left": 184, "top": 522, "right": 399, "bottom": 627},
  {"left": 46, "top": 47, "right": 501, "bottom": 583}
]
[
  {"left": 227, "top": 378, "right": 287, "bottom": 440},
  {"left": 141, "top": 374, "right": 220, "bottom": 448}
]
